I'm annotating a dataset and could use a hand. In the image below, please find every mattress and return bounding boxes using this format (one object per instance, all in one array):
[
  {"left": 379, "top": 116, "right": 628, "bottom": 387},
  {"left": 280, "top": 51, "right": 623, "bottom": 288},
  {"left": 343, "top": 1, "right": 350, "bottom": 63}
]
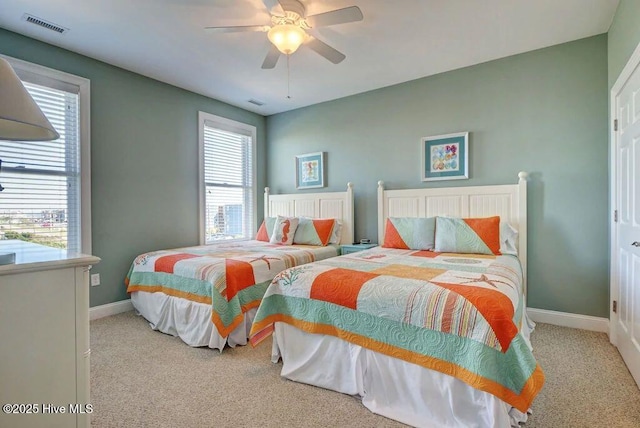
[
  {"left": 126, "top": 240, "right": 339, "bottom": 349},
  {"left": 250, "top": 246, "right": 544, "bottom": 426}
]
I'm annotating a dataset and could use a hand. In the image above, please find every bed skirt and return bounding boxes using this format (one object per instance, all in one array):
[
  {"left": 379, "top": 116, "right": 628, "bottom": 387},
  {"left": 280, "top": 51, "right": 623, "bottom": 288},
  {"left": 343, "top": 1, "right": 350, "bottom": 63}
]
[
  {"left": 131, "top": 291, "right": 256, "bottom": 351},
  {"left": 271, "top": 320, "right": 535, "bottom": 428}
]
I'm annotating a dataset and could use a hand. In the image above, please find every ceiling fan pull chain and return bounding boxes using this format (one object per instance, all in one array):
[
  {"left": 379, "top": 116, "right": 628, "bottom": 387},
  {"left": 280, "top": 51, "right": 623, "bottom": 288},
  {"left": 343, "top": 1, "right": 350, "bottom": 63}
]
[{"left": 286, "top": 54, "right": 291, "bottom": 99}]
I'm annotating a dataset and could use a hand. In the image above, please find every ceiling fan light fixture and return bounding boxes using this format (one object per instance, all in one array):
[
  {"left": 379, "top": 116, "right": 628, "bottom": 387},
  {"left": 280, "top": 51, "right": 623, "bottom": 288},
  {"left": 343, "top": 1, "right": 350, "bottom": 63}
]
[{"left": 267, "top": 24, "right": 305, "bottom": 55}]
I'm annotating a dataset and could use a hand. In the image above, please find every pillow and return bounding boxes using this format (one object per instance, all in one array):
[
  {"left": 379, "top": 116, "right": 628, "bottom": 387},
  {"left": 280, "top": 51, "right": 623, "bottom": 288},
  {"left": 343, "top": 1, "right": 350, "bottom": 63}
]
[
  {"left": 500, "top": 222, "right": 519, "bottom": 255},
  {"left": 328, "top": 219, "right": 343, "bottom": 244},
  {"left": 269, "top": 216, "right": 300, "bottom": 245},
  {"left": 293, "top": 217, "right": 336, "bottom": 246},
  {"left": 434, "top": 216, "right": 501, "bottom": 255},
  {"left": 382, "top": 217, "right": 436, "bottom": 250},
  {"left": 256, "top": 217, "right": 277, "bottom": 242}
]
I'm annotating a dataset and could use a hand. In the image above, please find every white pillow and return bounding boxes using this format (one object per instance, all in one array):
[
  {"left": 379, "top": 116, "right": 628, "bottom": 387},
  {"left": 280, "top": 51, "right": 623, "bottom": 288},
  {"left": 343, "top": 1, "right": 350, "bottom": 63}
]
[
  {"left": 270, "top": 216, "right": 299, "bottom": 245},
  {"left": 500, "top": 222, "right": 519, "bottom": 255},
  {"left": 328, "top": 219, "right": 343, "bottom": 244}
]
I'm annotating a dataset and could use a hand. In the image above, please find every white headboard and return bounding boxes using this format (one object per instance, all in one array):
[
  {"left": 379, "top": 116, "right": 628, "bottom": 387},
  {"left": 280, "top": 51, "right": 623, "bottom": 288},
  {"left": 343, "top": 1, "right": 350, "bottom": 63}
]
[
  {"left": 377, "top": 172, "right": 528, "bottom": 292},
  {"left": 264, "top": 183, "right": 354, "bottom": 245}
]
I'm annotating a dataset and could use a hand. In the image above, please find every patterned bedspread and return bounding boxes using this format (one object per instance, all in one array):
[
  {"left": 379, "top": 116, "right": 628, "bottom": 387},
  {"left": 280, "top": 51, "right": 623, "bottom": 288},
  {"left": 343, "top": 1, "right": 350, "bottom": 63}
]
[
  {"left": 249, "top": 247, "right": 545, "bottom": 412},
  {"left": 125, "top": 240, "right": 339, "bottom": 337}
]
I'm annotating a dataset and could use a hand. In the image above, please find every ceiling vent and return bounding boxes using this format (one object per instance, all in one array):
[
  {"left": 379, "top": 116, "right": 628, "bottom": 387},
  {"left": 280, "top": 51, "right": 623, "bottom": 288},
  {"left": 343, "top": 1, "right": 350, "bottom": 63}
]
[
  {"left": 248, "top": 99, "right": 265, "bottom": 106},
  {"left": 22, "top": 14, "right": 69, "bottom": 34}
]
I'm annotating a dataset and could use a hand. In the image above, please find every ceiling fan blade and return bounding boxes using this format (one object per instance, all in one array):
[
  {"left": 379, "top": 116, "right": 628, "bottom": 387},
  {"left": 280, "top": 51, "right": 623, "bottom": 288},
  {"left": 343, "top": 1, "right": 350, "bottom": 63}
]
[
  {"left": 306, "top": 6, "right": 363, "bottom": 28},
  {"left": 261, "top": 45, "right": 281, "bottom": 69},
  {"left": 205, "top": 25, "right": 270, "bottom": 33},
  {"left": 305, "top": 37, "right": 346, "bottom": 64},
  {"left": 277, "top": 0, "right": 306, "bottom": 16},
  {"left": 262, "top": 0, "right": 279, "bottom": 11}
]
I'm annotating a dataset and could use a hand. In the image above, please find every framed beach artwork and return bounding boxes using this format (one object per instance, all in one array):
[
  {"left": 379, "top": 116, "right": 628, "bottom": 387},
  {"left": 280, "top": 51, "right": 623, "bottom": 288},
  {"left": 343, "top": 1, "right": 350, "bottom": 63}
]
[
  {"left": 296, "top": 152, "right": 325, "bottom": 189},
  {"left": 421, "top": 132, "right": 469, "bottom": 181}
]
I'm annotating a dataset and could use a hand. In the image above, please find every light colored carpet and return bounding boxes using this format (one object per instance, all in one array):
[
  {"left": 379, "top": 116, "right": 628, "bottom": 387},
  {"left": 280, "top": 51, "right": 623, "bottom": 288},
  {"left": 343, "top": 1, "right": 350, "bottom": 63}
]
[{"left": 90, "top": 311, "right": 640, "bottom": 427}]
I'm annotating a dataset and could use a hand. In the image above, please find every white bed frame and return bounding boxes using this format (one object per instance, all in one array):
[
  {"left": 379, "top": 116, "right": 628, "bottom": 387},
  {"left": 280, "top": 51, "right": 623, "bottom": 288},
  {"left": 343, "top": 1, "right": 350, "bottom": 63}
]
[
  {"left": 377, "top": 171, "right": 528, "bottom": 294},
  {"left": 132, "top": 184, "right": 355, "bottom": 350},
  {"left": 270, "top": 173, "right": 533, "bottom": 428},
  {"left": 265, "top": 182, "right": 354, "bottom": 245}
]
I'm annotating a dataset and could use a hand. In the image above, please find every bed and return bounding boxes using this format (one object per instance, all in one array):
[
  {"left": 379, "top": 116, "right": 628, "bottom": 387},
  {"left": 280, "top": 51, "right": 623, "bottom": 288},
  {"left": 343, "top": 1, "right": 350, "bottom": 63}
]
[
  {"left": 125, "top": 184, "right": 354, "bottom": 350},
  {"left": 249, "top": 172, "right": 545, "bottom": 428}
]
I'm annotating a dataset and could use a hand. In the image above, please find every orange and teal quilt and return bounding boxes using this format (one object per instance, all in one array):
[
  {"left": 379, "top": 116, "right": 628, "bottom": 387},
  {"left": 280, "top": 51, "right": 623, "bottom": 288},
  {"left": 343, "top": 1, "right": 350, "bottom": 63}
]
[
  {"left": 249, "top": 247, "right": 544, "bottom": 412},
  {"left": 125, "top": 240, "right": 339, "bottom": 337}
]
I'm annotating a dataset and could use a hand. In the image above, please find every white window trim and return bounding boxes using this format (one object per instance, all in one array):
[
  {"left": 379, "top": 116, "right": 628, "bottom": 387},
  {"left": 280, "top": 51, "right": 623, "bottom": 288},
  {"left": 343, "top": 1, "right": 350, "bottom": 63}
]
[
  {"left": 2, "top": 54, "right": 92, "bottom": 254},
  {"left": 198, "top": 111, "right": 257, "bottom": 245}
]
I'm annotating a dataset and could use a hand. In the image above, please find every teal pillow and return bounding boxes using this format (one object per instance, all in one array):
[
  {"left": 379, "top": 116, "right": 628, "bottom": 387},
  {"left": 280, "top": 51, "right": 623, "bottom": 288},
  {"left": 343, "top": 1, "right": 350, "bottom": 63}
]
[
  {"left": 256, "top": 217, "right": 276, "bottom": 241},
  {"left": 382, "top": 217, "right": 435, "bottom": 250},
  {"left": 293, "top": 217, "right": 337, "bottom": 246},
  {"left": 434, "top": 216, "right": 501, "bottom": 255}
]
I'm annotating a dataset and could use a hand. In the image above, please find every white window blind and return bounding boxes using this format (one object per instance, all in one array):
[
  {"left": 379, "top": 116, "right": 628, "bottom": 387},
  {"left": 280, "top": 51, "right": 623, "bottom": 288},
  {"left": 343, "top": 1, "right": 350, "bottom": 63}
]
[
  {"left": 0, "top": 80, "right": 81, "bottom": 252},
  {"left": 201, "top": 116, "right": 255, "bottom": 243}
]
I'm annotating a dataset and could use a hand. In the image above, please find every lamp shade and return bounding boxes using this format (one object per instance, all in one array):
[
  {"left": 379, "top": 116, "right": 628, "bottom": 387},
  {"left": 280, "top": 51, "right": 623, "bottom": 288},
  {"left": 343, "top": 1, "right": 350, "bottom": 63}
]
[
  {"left": 0, "top": 57, "right": 59, "bottom": 141},
  {"left": 267, "top": 24, "right": 305, "bottom": 55}
]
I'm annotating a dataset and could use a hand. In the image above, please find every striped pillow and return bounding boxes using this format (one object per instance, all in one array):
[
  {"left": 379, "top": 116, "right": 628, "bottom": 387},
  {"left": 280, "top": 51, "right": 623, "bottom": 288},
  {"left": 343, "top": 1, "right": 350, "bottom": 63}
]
[
  {"left": 382, "top": 217, "right": 436, "bottom": 250},
  {"left": 293, "top": 218, "right": 336, "bottom": 246},
  {"left": 435, "top": 216, "right": 501, "bottom": 255}
]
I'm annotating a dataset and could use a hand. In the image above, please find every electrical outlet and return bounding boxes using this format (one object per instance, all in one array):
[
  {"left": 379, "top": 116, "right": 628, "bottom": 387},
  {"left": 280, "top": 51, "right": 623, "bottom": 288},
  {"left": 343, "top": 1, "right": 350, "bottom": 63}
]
[{"left": 90, "top": 273, "right": 100, "bottom": 286}]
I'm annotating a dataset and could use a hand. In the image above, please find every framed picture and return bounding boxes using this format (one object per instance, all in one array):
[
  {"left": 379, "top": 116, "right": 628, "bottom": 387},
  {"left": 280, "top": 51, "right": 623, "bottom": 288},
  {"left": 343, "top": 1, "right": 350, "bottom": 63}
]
[
  {"left": 296, "top": 151, "right": 325, "bottom": 189},
  {"left": 421, "top": 132, "right": 469, "bottom": 181}
]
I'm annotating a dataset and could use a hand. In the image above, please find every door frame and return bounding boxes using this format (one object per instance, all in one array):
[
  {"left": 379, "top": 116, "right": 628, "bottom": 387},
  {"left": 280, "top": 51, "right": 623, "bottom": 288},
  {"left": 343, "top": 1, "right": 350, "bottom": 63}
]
[{"left": 609, "top": 40, "right": 640, "bottom": 344}]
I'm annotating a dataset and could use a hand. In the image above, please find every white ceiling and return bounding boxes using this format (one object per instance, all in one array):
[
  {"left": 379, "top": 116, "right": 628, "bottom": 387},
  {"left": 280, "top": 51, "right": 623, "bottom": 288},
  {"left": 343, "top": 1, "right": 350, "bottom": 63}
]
[{"left": 0, "top": 0, "right": 620, "bottom": 116}]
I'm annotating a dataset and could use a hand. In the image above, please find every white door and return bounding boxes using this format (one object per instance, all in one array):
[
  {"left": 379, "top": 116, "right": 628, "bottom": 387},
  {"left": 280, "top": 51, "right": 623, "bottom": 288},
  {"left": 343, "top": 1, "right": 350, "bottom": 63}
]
[{"left": 613, "top": 54, "right": 640, "bottom": 387}]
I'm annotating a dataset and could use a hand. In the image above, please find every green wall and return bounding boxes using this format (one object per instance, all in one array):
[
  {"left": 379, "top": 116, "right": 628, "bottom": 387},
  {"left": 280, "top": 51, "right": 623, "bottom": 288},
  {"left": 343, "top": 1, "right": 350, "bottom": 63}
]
[
  {"left": 608, "top": 0, "right": 640, "bottom": 89},
  {"left": 0, "top": 28, "right": 267, "bottom": 307},
  {"left": 1, "top": 20, "right": 623, "bottom": 318},
  {"left": 266, "top": 35, "right": 609, "bottom": 318}
]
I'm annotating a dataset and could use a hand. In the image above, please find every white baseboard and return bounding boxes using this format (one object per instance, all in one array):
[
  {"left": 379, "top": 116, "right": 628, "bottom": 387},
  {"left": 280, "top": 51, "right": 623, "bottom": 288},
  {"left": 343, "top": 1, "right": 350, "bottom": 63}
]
[
  {"left": 90, "top": 299, "right": 134, "bottom": 321},
  {"left": 527, "top": 307, "right": 609, "bottom": 333}
]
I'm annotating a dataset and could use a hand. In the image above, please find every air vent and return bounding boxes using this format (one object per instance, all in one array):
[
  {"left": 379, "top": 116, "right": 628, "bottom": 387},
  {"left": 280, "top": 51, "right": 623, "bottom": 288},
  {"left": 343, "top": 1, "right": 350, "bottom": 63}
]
[
  {"left": 22, "top": 14, "right": 69, "bottom": 34},
  {"left": 248, "top": 99, "right": 265, "bottom": 106}
]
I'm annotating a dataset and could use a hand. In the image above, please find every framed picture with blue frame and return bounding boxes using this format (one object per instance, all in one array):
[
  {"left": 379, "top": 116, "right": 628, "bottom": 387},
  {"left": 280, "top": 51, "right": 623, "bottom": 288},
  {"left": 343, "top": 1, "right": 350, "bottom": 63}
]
[
  {"left": 421, "top": 132, "right": 469, "bottom": 181},
  {"left": 296, "top": 151, "right": 325, "bottom": 189}
]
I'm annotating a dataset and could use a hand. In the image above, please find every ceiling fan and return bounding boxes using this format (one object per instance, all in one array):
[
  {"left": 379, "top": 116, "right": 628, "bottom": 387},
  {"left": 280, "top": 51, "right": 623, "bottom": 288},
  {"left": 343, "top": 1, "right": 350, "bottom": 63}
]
[{"left": 205, "top": 0, "right": 364, "bottom": 69}]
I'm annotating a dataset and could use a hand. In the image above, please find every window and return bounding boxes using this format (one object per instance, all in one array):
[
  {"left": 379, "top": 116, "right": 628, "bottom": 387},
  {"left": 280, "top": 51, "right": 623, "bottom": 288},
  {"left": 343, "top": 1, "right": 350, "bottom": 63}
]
[
  {"left": 0, "top": 57, "right": 91, "bottom": 253},
  {"left": 199, "top": 112, "right": 256, "bottom": 244}
]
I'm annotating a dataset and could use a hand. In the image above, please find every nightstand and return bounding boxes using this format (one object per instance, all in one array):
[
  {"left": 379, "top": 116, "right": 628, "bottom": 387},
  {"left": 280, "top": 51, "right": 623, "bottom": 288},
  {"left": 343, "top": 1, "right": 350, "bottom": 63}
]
[{"left": 340, "top": 243, "right": 378, "bottom": 255}]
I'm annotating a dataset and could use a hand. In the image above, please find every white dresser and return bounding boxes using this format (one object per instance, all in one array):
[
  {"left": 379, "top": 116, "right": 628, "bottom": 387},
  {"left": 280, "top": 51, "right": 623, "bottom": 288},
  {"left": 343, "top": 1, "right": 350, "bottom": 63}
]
[{"left": 0, "top": 240, "right": 100, "bottom": 428}]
